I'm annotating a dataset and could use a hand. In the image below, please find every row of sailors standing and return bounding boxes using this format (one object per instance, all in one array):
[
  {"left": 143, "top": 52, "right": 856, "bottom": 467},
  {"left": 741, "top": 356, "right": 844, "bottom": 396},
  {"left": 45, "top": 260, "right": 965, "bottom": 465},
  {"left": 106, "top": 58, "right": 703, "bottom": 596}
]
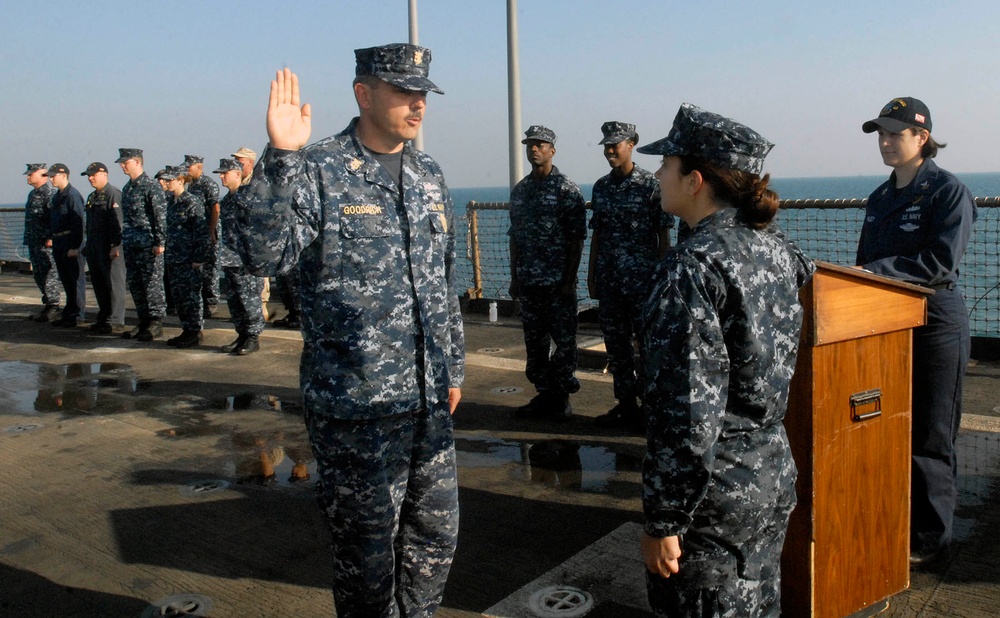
[{"left": 20, "top": 148, "right": 274, "bottom": 355}]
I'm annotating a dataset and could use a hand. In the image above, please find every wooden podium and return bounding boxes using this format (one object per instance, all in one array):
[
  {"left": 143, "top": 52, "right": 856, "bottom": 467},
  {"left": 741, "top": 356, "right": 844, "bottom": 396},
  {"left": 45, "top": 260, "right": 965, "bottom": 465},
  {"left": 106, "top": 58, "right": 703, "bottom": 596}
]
[{"left": 782, "top": 262, "right": 932, "bottom": 618}]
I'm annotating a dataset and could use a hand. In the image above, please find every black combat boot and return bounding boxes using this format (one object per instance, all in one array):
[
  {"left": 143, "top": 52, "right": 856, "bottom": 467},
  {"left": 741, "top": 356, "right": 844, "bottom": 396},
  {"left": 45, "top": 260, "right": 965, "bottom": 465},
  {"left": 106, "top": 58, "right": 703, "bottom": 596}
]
[
  {"left": 172, "top": 329, "right": 202, "bottom": 349},
  {"left": 220, "top": 334, "right": 247, "bottom": 353},
  {"left": 233, "top": 335, "right": 259, "bottom": 356}
]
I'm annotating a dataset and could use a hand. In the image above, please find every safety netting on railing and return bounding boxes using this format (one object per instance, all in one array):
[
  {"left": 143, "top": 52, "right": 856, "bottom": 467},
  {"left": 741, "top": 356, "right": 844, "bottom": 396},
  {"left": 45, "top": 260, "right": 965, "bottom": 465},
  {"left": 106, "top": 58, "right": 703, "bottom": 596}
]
[{"left": 462, "top": 198, "right": 1000, "bottom": 338}]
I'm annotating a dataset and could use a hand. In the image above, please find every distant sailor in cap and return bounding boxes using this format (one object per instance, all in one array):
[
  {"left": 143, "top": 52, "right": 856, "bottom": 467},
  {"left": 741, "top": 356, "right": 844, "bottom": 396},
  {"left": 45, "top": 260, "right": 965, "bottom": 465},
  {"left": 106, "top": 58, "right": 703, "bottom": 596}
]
[
  {"left": 81, "top": 162, "right": 126, "bottom": 334},
  {"left": 508, "top": 124, "right": 587, "bottom": 422},
  {"left": 116, "top": 147, "right": 168, "bottom": 341},
  {"left": 234, "top": 44, "right": 464, "bottom": 617},
  {"left": 231, "top": 146, "right": 257, "bottom": 186},
  {"left": 46, "top": 163, "right": 87, "bottom": 327},
  {"left": 22, "top": 163, "right": 61, "bottom": 322},
  {"left": 857, "top": 97, "right": 977, "bottom": 567},
  {"left": 637, "top": 104, "right": 814, "bottom": 616},
  {"left": 215, "top": 158, "right": 264, "bottom": 355},
  {"left": 161, "top": 165, "right": 210, "bottom": 349},
  {"left": 182, "top": 154, "right": 222, "bottom": 319},
  {"left": 587, "top": 121, "right": 672, "bottom": 431}
]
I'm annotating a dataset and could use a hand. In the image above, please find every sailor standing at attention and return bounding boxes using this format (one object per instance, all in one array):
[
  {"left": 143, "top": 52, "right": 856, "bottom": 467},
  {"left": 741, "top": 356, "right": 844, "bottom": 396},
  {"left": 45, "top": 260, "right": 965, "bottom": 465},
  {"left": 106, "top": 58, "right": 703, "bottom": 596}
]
[
  {"left": 116, "top": 148, "right": 168, "bottom": 342},
  {"left": 22, "top": 163, "right": 60, "bottom": 322},
  {"left": 508, "top": 125, "right": 587, "bottom": 422},
  {"left": 235, "top": 44, "right": 464, "bottom": 617},
  {"left": 638, "top": 104, "right": 814, "bottom": 617}
]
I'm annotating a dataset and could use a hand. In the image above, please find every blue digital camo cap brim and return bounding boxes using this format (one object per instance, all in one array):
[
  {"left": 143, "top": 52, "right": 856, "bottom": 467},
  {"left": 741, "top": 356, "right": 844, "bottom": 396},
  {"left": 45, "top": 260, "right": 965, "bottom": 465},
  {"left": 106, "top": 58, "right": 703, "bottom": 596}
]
[
  {"left": 598, "top": 121, "right": 637, "bottom": 145},
  {"left": 183, "top": 155, "right": 204, "bottom": 166},
  {"left": 355, "top": 43, "right": 443, "bottom": 95},
  {"left": 159, "top": 165, "right": 184, "bottom": 181},
  {"left": 636, "top": 103, "right": 774, "bottom": 175},
  {"left": 521, "top": 125, "right": 557, "bottom": 144},
  {"left": 115, "top": 148, "right": 143, "bottom": 163},
  {"left": 24, "top": 163, "right": 47, "bottom": 175},
  {"left": 213, "top": 158, "right": 242, "bottom": 174}
]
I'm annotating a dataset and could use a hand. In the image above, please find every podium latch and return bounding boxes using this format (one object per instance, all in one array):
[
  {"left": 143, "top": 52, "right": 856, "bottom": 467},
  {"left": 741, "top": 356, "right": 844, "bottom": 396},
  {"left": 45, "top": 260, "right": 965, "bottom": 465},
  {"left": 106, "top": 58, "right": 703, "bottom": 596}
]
[{"left": 850, "top": 388, "right": 883, "bottom": 422}]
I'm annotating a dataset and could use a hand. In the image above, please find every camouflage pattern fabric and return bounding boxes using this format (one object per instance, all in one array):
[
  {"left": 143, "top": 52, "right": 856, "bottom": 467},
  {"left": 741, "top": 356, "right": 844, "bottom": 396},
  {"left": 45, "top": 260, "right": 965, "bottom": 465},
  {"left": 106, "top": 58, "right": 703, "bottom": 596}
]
[
  {"left": 234, "top": 117, "right": 464, "bottom": 616},
  {"left": 165, "top": 191, "right": 209, "bottom": 332},
  {"left": 508, "top": 165, "right": 586, "bottom": 287},
  {"left": 223, "top": 267, "right": 264, "bottom": 337},
  {"left": 305, "top": 406, "right": 458, "bottom": 617},
  {"left": 23, "top": 182, "right": 60, "bottom": 306},
  {"left": 219, "top": 191, "right": 265, "bottom": 337},
  {"left": 590, "top": 164, "right": 670, "bottom": 401},
  {"left": 275, "top": 270, "right": 301, "bottom": 316},
  {"left": 121, "top": 172, "right": 167, "bottom": 321},
  {"left": 640, "top": 208, "right": 814, "bottom": 615},
  {"left": 188, "top": 173, "right": 221, "bottom": 307},
  {"left": 519, "top": 286, "right": 580, "bottom": 395},
  {"left": 636, "top": 103, "right": 774, "bottom": 175},
  {"left": 589, "top": 165, "right": 669, "bottom": 297}
]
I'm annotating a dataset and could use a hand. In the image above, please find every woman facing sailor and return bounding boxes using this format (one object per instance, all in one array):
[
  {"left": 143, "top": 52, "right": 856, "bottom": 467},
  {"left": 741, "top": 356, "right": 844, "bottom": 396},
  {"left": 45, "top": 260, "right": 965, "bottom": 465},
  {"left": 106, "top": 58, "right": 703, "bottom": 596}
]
[{"left": 637, "top": 104, "right": 814, "bottom": 616}]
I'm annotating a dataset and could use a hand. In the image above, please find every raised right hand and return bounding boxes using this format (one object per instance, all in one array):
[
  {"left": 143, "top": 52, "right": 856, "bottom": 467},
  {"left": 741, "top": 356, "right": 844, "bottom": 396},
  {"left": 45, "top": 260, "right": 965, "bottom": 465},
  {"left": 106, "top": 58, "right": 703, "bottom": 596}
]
[{"left": 267, "top": 68, "right": 312, "bottom": 151}]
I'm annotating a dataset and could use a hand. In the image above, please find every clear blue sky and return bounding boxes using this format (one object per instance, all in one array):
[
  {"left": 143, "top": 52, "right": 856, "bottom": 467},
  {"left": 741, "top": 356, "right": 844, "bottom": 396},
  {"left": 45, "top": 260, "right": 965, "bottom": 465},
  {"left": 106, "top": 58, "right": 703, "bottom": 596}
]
[{"left": 3, "top": 0, "right": 999, "bottom": 203}]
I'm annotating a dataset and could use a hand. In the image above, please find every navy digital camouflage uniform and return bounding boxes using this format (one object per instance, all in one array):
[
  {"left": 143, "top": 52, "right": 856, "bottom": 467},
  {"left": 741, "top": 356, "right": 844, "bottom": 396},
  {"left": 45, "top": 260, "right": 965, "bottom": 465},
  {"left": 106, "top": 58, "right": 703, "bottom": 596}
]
[
  {"left": 185, "top": 156, "right": 222, "bottom": 311},
  {"left": 117, "top": 149, "right": 167, "bottom": 325},
  {"left": 235, "top": 44, "right": 464, "bottom": 618},
  {"left": 857, "top": 105, "right": 977, "bottom": 558},
  {"left": 165, "top": 187, "right": 210, "bottom": 333},
  {"left": 218, "top": 176, "right": 264, "bottom": 339},
  {"left": 637, "top": 104, "right": 815, "bottom": 617},
  {"left": 48, "top": 172, "right": 87, "bottom": 322},
  {"left": 22, "top": 166, "right": 60, "bottom": 309},
  {"left": 509, "top": 162, "right": 587, "bottom": 396},
  {"left": 82, "top": 168, "right": 126, "bottom": 326},
  {"left": 590, "top": 143, "right": 670, "bottom": 403}
]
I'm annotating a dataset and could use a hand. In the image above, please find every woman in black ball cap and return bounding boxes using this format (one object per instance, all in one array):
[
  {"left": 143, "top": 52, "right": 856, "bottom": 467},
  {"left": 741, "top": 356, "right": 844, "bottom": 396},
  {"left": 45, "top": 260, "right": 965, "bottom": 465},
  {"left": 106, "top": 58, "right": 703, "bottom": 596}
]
[{"left": 857, "top": 97, "right": 977, "bottom": 567}]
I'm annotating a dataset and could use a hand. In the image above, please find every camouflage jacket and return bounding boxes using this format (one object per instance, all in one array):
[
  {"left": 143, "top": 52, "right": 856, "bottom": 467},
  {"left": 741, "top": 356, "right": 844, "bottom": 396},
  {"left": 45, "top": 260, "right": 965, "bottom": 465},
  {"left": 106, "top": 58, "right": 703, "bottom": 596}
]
[
  {"left": 235, "top": 118, "right": 465, "bottom": 420},
  {"left": 121, "top": 172, "right": 167, "bottom": 248},
  {"left": 23, "top": 182, "right": 55, "bottom": 246},
  {"left": 218, "top": 190, "right": 244, "bottom": 268},
  {"left": 508, "top": 166, "right": 587, "bottom": 287},
  {"left": 188, "top": 174, "right": 221, "bottom": 236},
  {"left": 165, "top": 191, "right": 209, "bottom": 264},
  {"left": 589, "top": 164, "right": 671, "bottom": 297},
  {"left": 640, "top": 208, "right": 814, "bottom": 537}
]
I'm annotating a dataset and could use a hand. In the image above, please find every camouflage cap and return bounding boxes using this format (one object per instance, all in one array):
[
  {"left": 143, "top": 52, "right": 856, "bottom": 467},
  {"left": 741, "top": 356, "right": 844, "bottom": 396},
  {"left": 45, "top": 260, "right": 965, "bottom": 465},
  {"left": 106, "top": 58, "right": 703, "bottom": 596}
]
[
  {"left": 47, "top": 163, "right": 70, "bottom": 176},
  {"left": 115, "top": 148, "right": 143, "bottom": 163},
  {"left": 231, "top": 146, "right": 257, "bottom": 161},
  {"left": 81, "top": 162, "right": 108, "bottom": 176},
  {"left": 213, "top": 158, "right": 242, "bottom": 174},
  {"left": 158, "top": 165, "right": 184, "bottom": 181},
  {"left": 24, "top": 163, "right": 47, "bottom": 175},
  {"left": 521, "top": 125, "right": 557, "bottom": 144},
  {"left": 598, "top": 121, "right": 638, "bottom": 145},
  {"left": 862, "top": 97, "right": 932, "bottom": 134},
  {"left": 637, "top": 103, "right": 773, "bottom": 175},
  {"left": 154, "top": 169, "right": 167, "bottom": 180},
  {"left": 182, "top": 155, "right": 204, "bottom": 166},
  {"left": 355, "top": 43, "right": 443, "bottom": 94}
]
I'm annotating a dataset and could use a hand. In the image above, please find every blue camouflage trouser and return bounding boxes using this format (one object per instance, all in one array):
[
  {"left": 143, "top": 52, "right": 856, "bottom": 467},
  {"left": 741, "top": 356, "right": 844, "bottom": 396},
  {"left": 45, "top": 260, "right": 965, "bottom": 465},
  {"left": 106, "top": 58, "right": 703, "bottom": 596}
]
[
  {"left": 223, "top": 267, "right": 264, "bottom": 337},
  {"left": 123, "top": 243, "right": 166, "bottom": 322},
  {"left": 519, "top": 285, "right": 580, "bottom": 395},
  {"left": 305, "top": 404, "right": 459, "bottom": 618},
  {"left": 28, "top": 245, "right": 60, "bottom": 307},
  {"left": 598, "top": 293, "right": 644, "bottom": 402},
  {"left": 646, "top": 433, "right": 796, "bottom": 618},
  {"left": 201, "top": 242, "right": 220, "bottom": 308},
  {"left": 167, "top": 262, "right": 203, "bottom": 332}
]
